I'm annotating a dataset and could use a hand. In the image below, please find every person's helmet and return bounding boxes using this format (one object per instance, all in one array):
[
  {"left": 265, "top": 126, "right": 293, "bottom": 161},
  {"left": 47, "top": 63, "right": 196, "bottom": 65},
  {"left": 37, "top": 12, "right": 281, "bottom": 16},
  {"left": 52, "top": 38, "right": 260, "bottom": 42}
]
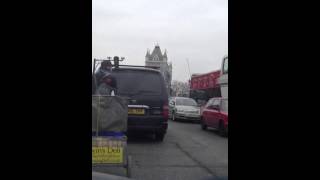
[{"left": 101, "top": 60, "right": 112, "bottom": 68}]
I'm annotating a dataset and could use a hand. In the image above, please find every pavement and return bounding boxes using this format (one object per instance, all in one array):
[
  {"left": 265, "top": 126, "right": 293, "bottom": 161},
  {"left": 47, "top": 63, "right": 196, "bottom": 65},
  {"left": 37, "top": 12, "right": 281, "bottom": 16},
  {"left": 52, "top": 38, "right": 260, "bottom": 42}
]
[{"left": 94, "top": 120, "right": 228, "bottom": 180}]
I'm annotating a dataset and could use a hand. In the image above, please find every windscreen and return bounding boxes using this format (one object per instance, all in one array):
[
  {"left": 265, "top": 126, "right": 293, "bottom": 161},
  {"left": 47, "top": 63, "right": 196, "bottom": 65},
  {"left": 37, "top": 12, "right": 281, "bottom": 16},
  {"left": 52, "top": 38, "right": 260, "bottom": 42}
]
[{"left": 176, "top": 98, "right": 197, "bottom": 106}]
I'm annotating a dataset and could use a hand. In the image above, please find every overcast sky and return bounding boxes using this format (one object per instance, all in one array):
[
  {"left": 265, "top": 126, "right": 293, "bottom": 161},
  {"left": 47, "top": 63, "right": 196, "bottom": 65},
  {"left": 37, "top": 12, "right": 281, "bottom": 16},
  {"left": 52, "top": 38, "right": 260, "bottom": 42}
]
[{"left": 93, "top": 0, "right": 228, "bottom": 82}]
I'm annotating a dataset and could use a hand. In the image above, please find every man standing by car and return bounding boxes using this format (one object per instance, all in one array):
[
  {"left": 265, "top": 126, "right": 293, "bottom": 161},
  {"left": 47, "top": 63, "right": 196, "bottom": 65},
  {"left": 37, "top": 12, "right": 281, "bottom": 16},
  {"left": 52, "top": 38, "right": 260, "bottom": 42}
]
[
  {"left": 95, "top": 60, "right": 112, "bottom": 83},
  {"left": 95, "top": 60, "right": 117, "bottom": 95}
]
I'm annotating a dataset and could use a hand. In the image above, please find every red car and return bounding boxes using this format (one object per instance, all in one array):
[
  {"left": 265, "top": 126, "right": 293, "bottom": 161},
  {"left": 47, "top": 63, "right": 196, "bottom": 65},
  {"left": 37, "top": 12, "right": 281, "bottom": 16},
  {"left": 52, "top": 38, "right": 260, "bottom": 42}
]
[{"left": 200, "top": 98, "right": 228, "bottom": 136}]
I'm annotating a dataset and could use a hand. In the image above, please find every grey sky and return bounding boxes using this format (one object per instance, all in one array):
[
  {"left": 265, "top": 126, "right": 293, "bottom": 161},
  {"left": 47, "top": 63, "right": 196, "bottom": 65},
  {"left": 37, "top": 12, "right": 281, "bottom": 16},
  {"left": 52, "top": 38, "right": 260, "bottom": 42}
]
[{"left": 93, "top": 0, "right": 228, "bottom": 82}]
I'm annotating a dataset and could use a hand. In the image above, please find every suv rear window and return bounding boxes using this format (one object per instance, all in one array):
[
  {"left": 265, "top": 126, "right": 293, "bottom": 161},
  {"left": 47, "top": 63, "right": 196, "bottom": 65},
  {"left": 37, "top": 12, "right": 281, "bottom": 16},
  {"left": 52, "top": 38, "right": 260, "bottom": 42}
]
[{"left": 113, "top": 69, "right": 163, "bottom": 96}]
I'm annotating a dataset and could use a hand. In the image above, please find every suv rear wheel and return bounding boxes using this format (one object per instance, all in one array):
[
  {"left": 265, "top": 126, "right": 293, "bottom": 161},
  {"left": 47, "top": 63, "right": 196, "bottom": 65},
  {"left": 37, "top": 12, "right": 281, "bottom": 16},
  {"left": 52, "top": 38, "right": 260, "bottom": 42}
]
[{"left": 155, "top": 133, "right": 165, "bottom": 141}]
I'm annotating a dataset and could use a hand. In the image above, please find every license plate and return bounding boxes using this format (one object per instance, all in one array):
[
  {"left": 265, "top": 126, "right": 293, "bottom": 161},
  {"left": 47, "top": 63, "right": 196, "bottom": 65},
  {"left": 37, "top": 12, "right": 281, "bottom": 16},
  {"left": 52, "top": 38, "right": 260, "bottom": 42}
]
[
  {"left": 128, "top": 108, "right": 145, "bottom": 115},
  {"left": 92, "top": 147, "right": 123, "bottom": 164}
]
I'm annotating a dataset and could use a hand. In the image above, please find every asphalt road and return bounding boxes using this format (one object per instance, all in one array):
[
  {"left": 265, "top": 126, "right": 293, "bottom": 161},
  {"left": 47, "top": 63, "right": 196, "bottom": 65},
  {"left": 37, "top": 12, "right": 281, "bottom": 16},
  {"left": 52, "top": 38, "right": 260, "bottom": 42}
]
[{"left": 126, "top": 120, "right": 228, "bottom": 180}]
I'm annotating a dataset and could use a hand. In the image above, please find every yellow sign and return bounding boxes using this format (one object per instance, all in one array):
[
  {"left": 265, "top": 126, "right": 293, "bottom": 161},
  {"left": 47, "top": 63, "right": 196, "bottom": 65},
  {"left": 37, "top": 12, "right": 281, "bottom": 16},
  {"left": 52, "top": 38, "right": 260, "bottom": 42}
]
[
  {"left": 128, "top": 108, "right": 145, "bottom": 115},
  {"left": 92, "top": 147, "right": 123, "bottom": 164}
]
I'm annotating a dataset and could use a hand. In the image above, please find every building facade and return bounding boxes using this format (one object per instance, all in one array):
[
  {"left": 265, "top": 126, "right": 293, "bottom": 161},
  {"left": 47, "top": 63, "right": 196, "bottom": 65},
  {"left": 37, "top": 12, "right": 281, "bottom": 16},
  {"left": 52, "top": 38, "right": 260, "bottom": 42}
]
[
  {"left": 145, "top": 44, "right": 172, "bottom": 94},
  {"left": 171, "top": 80, "right": 189, "bottom": 97}
]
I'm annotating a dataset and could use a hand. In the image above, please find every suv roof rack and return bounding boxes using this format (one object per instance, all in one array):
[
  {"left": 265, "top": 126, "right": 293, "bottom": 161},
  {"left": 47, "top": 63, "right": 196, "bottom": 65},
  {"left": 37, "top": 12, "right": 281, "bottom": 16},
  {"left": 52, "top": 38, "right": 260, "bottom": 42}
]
[
  {"left": 93, "top": 57, "right": 160, "bottom": 73},
  {"left": 117, "top": 64, "right": 160, "bottom": 70},
  {"left": 93, "top": 57, "right": 125, "bottom": 73}
]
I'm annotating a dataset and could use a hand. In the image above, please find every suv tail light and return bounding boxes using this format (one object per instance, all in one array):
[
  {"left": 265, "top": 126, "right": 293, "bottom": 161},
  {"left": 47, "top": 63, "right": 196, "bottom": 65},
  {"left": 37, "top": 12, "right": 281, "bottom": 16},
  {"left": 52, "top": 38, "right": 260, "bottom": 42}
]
[{"left": 162, "top": 101, "right": 169, "bottom": 121}]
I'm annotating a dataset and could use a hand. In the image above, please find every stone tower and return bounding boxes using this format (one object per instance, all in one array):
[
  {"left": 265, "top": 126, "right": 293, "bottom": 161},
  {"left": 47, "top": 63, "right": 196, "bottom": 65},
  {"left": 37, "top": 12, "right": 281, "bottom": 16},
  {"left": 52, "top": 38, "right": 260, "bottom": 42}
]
[{"left": 145, "top": 44, "right": 172, "bottom": 94}]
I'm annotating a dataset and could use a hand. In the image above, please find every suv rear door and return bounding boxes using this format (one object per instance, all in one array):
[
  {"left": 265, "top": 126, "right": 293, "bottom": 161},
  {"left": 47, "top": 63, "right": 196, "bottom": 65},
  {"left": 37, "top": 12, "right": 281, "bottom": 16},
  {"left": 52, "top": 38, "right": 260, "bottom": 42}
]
[{"left": 112, "top": 69, "right": 167, "bottom": 119}]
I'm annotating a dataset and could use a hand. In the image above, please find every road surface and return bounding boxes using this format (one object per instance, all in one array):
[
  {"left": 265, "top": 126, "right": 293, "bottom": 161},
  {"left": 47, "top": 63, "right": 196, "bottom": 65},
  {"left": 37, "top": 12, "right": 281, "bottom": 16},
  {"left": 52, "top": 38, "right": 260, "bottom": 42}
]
[{"left": 93, "top": 120, "right": 228, "bottom": 180}]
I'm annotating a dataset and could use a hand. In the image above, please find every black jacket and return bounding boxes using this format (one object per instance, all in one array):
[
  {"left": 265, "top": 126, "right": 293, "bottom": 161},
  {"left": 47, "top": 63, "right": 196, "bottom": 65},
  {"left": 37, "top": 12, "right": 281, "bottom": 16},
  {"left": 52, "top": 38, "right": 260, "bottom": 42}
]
[{"left": 94, "top": 69, "right": 117, "bottom": 95}]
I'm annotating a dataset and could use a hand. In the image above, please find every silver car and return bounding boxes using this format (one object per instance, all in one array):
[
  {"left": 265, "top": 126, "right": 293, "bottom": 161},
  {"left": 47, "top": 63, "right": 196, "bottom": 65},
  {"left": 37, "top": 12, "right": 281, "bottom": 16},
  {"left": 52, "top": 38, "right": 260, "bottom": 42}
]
[{"left": 169, "top": 97, "right": 201, "bottom": 122}]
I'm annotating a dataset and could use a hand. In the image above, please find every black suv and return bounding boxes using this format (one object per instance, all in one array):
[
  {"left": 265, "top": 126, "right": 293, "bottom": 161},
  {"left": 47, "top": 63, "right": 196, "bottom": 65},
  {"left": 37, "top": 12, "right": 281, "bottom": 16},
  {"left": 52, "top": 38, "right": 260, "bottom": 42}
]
[{"left": 112, "top": 67, "right": 169, "bottom": 141}]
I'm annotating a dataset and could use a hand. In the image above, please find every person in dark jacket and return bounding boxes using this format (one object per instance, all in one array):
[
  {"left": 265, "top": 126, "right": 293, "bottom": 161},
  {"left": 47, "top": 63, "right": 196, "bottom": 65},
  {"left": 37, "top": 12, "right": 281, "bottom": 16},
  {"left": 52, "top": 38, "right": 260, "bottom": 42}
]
[
  {"left": 95, "top": 60, "right": 112, "bottom": 85},
  {"left": 96, "top": 74, "right": 117, "bottom": 95},
  {"left": 95, "top": 60, "right": 117, "bottom": 95}
]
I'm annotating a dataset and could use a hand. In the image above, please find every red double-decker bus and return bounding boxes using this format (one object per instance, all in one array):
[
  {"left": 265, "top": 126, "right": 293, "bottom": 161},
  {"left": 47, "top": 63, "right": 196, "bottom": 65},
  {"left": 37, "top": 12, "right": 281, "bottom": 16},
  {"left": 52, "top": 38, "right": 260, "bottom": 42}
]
[{"left": 189, "top": 70, "right": 221, "bottom": 105}]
